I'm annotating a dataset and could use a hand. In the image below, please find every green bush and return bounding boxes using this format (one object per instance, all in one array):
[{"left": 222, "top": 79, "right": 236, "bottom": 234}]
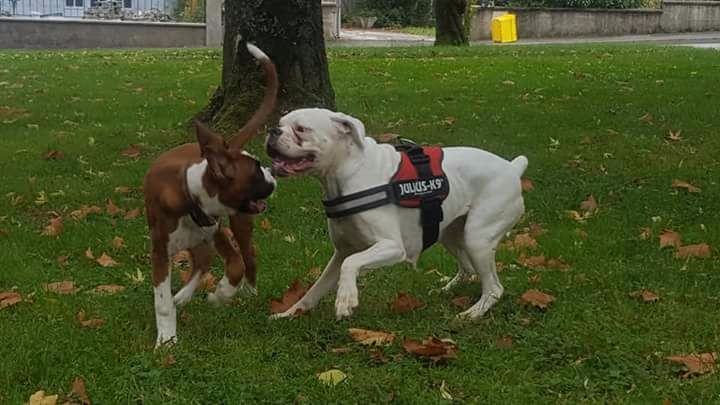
[
  {"left": 356, "top": 0, "right": 433, "bottom": 27},
  {"left": 174, "top": 0, "right": 206, "bottom": 22}
]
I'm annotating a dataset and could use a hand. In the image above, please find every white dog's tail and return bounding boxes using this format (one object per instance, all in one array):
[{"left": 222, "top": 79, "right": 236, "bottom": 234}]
[{"left": 510, "top": 155, "right": 528, "bottom": 176}]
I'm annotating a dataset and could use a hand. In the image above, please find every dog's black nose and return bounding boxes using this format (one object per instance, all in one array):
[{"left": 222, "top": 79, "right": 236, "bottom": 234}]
[{"left": 268, "top": 127, "right": 282, "bottom": 138}]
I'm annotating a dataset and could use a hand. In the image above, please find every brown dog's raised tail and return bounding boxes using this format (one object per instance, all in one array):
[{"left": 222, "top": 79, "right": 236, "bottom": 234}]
[{"left": 229, "top": 43, "right": 279, "bottom": 149}]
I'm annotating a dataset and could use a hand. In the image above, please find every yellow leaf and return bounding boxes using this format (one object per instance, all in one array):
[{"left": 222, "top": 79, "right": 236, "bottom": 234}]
[
  {"left": 96, "top": 253, "right": 118, "bottom": 267},
  {"left": 348, "top": 328, "right": 395, "bottom": 346},
  {"left": 318, "top": 369, "right": 347, "bottom": 386},
  {"left": 28, "top": 390, "right": 58, "bottom": 405}
]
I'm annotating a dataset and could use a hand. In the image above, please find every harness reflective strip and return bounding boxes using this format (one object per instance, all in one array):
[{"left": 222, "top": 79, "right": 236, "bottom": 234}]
[{"left": 322, "top": 184, "right": 393, "bottom": 219}]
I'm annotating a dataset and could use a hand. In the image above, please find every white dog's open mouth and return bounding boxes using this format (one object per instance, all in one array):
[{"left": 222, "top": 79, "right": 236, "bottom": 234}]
[
  {"left": 267, "top": 147, "right": 315, "bottom": 177},
  {"left": 242, "top": 198, "right": 267, "bottom": 214}
]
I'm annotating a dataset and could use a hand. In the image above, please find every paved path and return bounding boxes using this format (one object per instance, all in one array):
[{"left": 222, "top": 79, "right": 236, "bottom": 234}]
[{"left": 329, "top": 29, "right": 720, "bottom": 49}]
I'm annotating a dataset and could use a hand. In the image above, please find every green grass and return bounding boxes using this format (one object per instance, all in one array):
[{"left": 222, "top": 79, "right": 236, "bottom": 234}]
[{"left": 1, "top": 44, "right": 720, "bottom": 403}]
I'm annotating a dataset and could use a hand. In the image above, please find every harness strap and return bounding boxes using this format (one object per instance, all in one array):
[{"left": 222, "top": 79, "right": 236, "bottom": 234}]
[
  {"left": 322, "top": 184, "right": 393, "bottom": 219},
  {"left": 182, "top": 170, "right": 217, "bottom": 228},
  {"left": 404, "top": 146, "right": 443, "bottom": 250}
]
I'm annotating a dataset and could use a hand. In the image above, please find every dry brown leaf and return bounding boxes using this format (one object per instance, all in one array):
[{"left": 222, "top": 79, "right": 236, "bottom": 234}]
[
  {"left": 659, "top": 229, "right": 682, "bottom": 250},
  {"left": 114, "top": 186, "right": 132, "bottom": 194},
  {"left": 567, "top": 210, "right": 591, "bottom": 222},
  {"left": 403, "top": 336, "right": 457, "bottom": 363},
  {"left": 528, "top": 274, "right": 542, "bottom": 284},
  {"left": 529, "top": 223, "right": 546, "bottom": 237},
  {"left": 96, "top": 253, "right": 118, "bottom": 267},
  {"left": 518, "top": 289, "right": 555, "bottom": 309},
  {"left": 11, "top": 194, "right": 24, "bottom": 206},
  {"left": 0, "top": 291, "right": 22, "bottom": 310},
  {"left": 546, "top": 257, "right": 570, "bottom": 272},
  {"left": 580, "top": 194, "right": 598, "bottom": 212},
  {"left": 90, "top": 284, "right": 125, "bottom": 295},
  {"left": 450, "top": 296, "right": 472, "bottom": 309},
  {"left": 675, "top": 243, "right": 711, "bottom": 259},
  {"left": 56, "top": 255, "right": 69, "bottom": 266},
  {"left": 307, "top": 266, "right": 322, "bottom": 279},
  {"left": 516, "top": 254, "right": 546, "bottom": 269},
  {"left": 85, "top": 248, "right": 95, "bottom": 260},
  {"left": 46, "top": 281, "right": 79, "bottom": 295},
  {"left": 70, "top": 205, "right": 102, "bottom": 221},
  {"left": 639, "top": 227, "right": 652, "bottom": 240},
  {"left": 270, "top": 279, "right": 311, "bottom": 314},
  {"left": 121, "top": 145, "right": 141, "bottom": 158},
  {"left": 671, "top": 179, "right": 701, "bottom": 193},
  {"left": 260, "top": 218, "right": 272, "bottom": 231},
  {"left": 666, "top": 352, "right": 717, "bottom": 379},
  {"left": 513, "top": 233, "right": 538, "bottom": 251},
  {"left": 496, "top": 335, "right": 514, "bottom": 349},
  {"left": 161, "top": 354, "right": 177, "bottom": 368},
  {"left": 521, "top": 177, "right": 534, "bottom": 192},
  {"left": 630, "top": 289, "right": 659, "bottom": 302},
  {"left": 111, "top": 236, "right": 124, "bottom": 249},
  {"left": 42, "top": 149, "right": 64, "bottom": 160},
  {"left": 369, "top": 348, "right": 390, "bottom": 364},
  {"left": 348, "top": 328, "right": 396, "bottom": 346},
  {"left": 28, "top": 390, "right": 58, "bottom": 405},
  {"left": 80, "top": 318, "right": 105, "bottom": 329},
  {"left": 391, "top": 292, "right": 425, "bottom": 313},
  {"left": 666, "top": 129, "right": 682, "bottom": 142},
  {"left": 106, "top": 198, "right": 124, "bottom": 216},
  {"left": 377, "top": 133, "right": 400, "bottom": 143},
  {"left": 71, "top": 376, "right": 91, "bottom": 405},
  {"left": 41, "top": 217, "right": 63, "bottom": 237},
  {"left": 124, "top": 207, "right": 142, "bottom": 220}
]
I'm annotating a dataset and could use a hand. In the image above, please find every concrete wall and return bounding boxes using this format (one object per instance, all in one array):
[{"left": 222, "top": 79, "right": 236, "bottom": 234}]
[
  {"left": 322, "top": 1, "right": 340, "bottom": 40},
  {"left": 470, "top": 6, "right": 662, "bottom": 39},
  {"left": 205, "top": 0, "right": 222, "bottom": 47},
  {"left": 0, "top": 17, "right": 205, "bottom": 49},
  {"left": 661, "top": 1, "right": 720, "bottom": 32}
]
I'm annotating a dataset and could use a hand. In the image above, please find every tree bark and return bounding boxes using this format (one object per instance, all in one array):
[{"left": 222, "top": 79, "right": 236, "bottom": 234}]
[
  {"left": 201, "top": 0, "right": 336, "bottom": 132},
  {"left": 434, "top": 0, "right": 469, "bottom": 46}
]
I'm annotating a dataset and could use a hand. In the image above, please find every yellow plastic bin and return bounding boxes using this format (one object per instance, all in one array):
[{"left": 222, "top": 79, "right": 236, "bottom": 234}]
[{"left": 491, "top": 14, "right": 517, "bottom": 43}]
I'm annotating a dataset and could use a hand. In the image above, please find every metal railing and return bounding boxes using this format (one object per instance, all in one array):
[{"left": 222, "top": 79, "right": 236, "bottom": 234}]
[{"left": 0, "top": 0, "right": 204, "bottom": 21}]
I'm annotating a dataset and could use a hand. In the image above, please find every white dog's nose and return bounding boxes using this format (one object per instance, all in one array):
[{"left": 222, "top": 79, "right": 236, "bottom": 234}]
[{"left": 268, "top": 127, "right": 282, "bottom": 138}]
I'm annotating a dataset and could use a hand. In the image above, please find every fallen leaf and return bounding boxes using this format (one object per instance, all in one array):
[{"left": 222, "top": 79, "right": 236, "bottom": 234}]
[
  {"left": 56, "top": 255, "right": 69, "bottom": 266},
  {"left": 521, "top": 177, "right": 534, "bottom": 192},
  {"left": 639, "top": 227, "right": 652, "bottom": 240},
  {"left": 330, "top": 347, "right": 353, "bottom": 354},
  {"left": 96, "top": 253, "right": 118, "bottom": 267},
  {"left": 529, "top": 223, "right": 546, "bottom": 237},
  {"left": 0, "top": 291, "right": 22, "bottom": 310},
  {"left": 307, "top": 266, "right": 322, "bottom": 279},
  {"left": 403, "top": 337, "right": 457, "bottom": 363},
  {"left": 518, "top": 289, "right": 555, "bottom": 309},
  {"left": 70, "top": 205, "right": 102, "bottom": 221},
  {"left": 10, "top": 194, "right": 24, "bottom": 206},
  {"left": 259, "top": 218, "right": 272, "bottom": 230},
  {"left": 516, "top": 254, "right": 546, "bottom": 269},
  {"left": 671, "top": 179, "right": 701, "bottom": 193},
  {"left": 128, "top": 269, "right": 145, "bottom": 284},
  {"left": 111, "top": 236, "right": 124, "bottom": 249},
  {"left": 630, "top": 289, "right": 659, "bottom": 302},
  {"left": 124, "top": 207, "right": 142, "bottom": 220},
  {"left": 666, "top": 352, "right": 717, "bottom": 378},
  {"left": 114, "top": 186, "right": 132, "bottom": 193},
  {"left": 659, "top": 229, "right": 682, "bottom": 249},
  {"left": 546, "top": 257, "right": 570, "bottom": 272},
  {"left": 42, "top": 149, "right": 64, "bottom": 160},
  {"left": 528, "top": 274, "right": 541, "bottom": 284},
  {"left": 496, "top": 335, "right": 514, "bottom": 349},
  {"left": 666, "top": 129, "right": 682, "bottom": 142},
  {"left": 90, "top": 284, "right": 125, "bottom": 295},
  {"left": 161, "top": 354, "right": 177, "bottom": 368},
  {"left": 391, "top": 292, "right": 425, "bottom": 313},
  {"left": 580, "top": 194, "right": 598, "bottom": 212},
  {"left": 28, "top": 390, "right": 58, "bottom": 405},
  {"left": 567, "top": 210, "right": 591, "bottom": 222},
  {"left": 377, "top": 133, "right": 400, "bottom": 143},
  {"left": 369, "top": 348, "right": 389, "bottom": 364},
  {"left": 85, "top": 248, "right": 95, "bottom": 260},
  {"left": 121, "top": 145, "right": 141, "bottom": 158},
  {"left": 348, "top": 328, "right": 395, "bottom": 346},
  {"left": 513, "top": 233, "right": 538, "bottom": 250},
  {"left": 41, "top": 217, "right": 63, "bottom": 237},
  {"left": 639, "top": 112, "right": 654, "bottom": 123},
  {"left": 318, "top": 369, "right": 347, "bottom": 386},
  {"left": 450, "top": 296, "right": 472, "bottom": 309},
  {"left": 270, "top": 279, "right": 310, "bottom": 314},
  {"left": 675, "top": 243, "right": 711, "bottom": 259},
  {"left": 106, "top": 198, "right": 123, "bottom": 216},
  {"left": 71, "top": 377, "right": 91, "bottom": 405},
  {"left": 80, "top": 318, "right": 105, "bottom": 329},
  {"left": 46, "top": 281, "right": 79, "bottom": 295}
]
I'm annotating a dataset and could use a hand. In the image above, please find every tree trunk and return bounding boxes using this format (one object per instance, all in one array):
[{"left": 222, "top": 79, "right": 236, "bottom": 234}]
[
  {"left": 201, "top": 0, "right": 335, "bottom": 132},
  {"left": 434, "top": 0, "right": 469, "bottom": 46}
]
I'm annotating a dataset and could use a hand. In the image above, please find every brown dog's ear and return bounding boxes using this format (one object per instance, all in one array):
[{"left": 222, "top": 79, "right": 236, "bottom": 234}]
[{"left": 194, "top": 120, "right": 234, "bottom": 182}]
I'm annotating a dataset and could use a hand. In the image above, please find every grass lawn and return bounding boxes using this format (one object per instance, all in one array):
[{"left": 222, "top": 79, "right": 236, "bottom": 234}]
[{"left": 1, "top": 44, "right": 719, "bottom": 403}]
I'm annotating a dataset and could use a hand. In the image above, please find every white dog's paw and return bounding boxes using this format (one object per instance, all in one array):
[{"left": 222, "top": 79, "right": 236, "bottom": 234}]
[
  {"left": 173, "top": 289, "right": 194, "bottom": 307},
  {"left": 269, "top": 305, "right": 303, "bottom": 320},
  {"left": 155, "top": 333, "right": 177, "bottom": 349},
  {"left": 335, "top": 285, "right": 359, "bottom": 320}
]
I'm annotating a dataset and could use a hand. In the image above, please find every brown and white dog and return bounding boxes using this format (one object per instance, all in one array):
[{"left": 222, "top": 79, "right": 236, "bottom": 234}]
[{"left": 143, "top": 43, "right": 278, "bottom": 347}]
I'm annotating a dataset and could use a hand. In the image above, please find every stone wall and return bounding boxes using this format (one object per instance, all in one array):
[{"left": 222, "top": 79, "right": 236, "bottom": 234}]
[{"left": 661, "top": 1, "right": 720, "bottom": 32}]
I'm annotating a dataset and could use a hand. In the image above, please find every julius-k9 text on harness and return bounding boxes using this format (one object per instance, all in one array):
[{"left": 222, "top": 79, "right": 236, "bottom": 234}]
[{"left": 322, "top": 144, "right": 449, "bottom": 250}]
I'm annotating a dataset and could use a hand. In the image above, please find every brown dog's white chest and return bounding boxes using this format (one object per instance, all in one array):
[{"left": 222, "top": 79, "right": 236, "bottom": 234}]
[{"left": 167, "top": 216, "right": 218, "bottom": 257}]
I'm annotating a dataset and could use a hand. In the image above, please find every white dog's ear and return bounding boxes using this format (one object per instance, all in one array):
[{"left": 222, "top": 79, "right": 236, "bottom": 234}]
[{"left": 331, "top": 112, "right": 365, "bottom": 150}]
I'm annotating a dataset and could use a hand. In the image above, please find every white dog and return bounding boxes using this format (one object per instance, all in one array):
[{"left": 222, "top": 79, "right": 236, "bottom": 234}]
[{"left": 266, "top": 108, "right": 528, "bottom": 320}]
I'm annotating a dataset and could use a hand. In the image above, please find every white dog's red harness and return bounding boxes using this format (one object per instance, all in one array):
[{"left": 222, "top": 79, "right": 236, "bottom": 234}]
[{"left": 322, "top": 145, "right": 449, "bottom": 250}]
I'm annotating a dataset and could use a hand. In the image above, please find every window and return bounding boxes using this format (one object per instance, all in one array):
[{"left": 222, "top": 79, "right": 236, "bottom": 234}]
[
  {"left": 66, "top": 0, "right": 84, "bottom": 6},
  {"left": 124, "top": 0, "right": 132, "bottom": 8}
]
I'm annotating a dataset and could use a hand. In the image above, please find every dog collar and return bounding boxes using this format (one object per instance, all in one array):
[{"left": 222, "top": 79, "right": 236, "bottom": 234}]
[
  {"left": 182, "top": 169, "right": 217, "bottom": 228},
  {"left": 322, "top": 144, "right": 449, "bottom": 250}
]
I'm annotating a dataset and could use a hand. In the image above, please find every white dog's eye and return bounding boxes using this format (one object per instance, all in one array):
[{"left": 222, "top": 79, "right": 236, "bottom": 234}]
[{"left": 295, "top": 125, "right": 306, "bottom": 133}]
